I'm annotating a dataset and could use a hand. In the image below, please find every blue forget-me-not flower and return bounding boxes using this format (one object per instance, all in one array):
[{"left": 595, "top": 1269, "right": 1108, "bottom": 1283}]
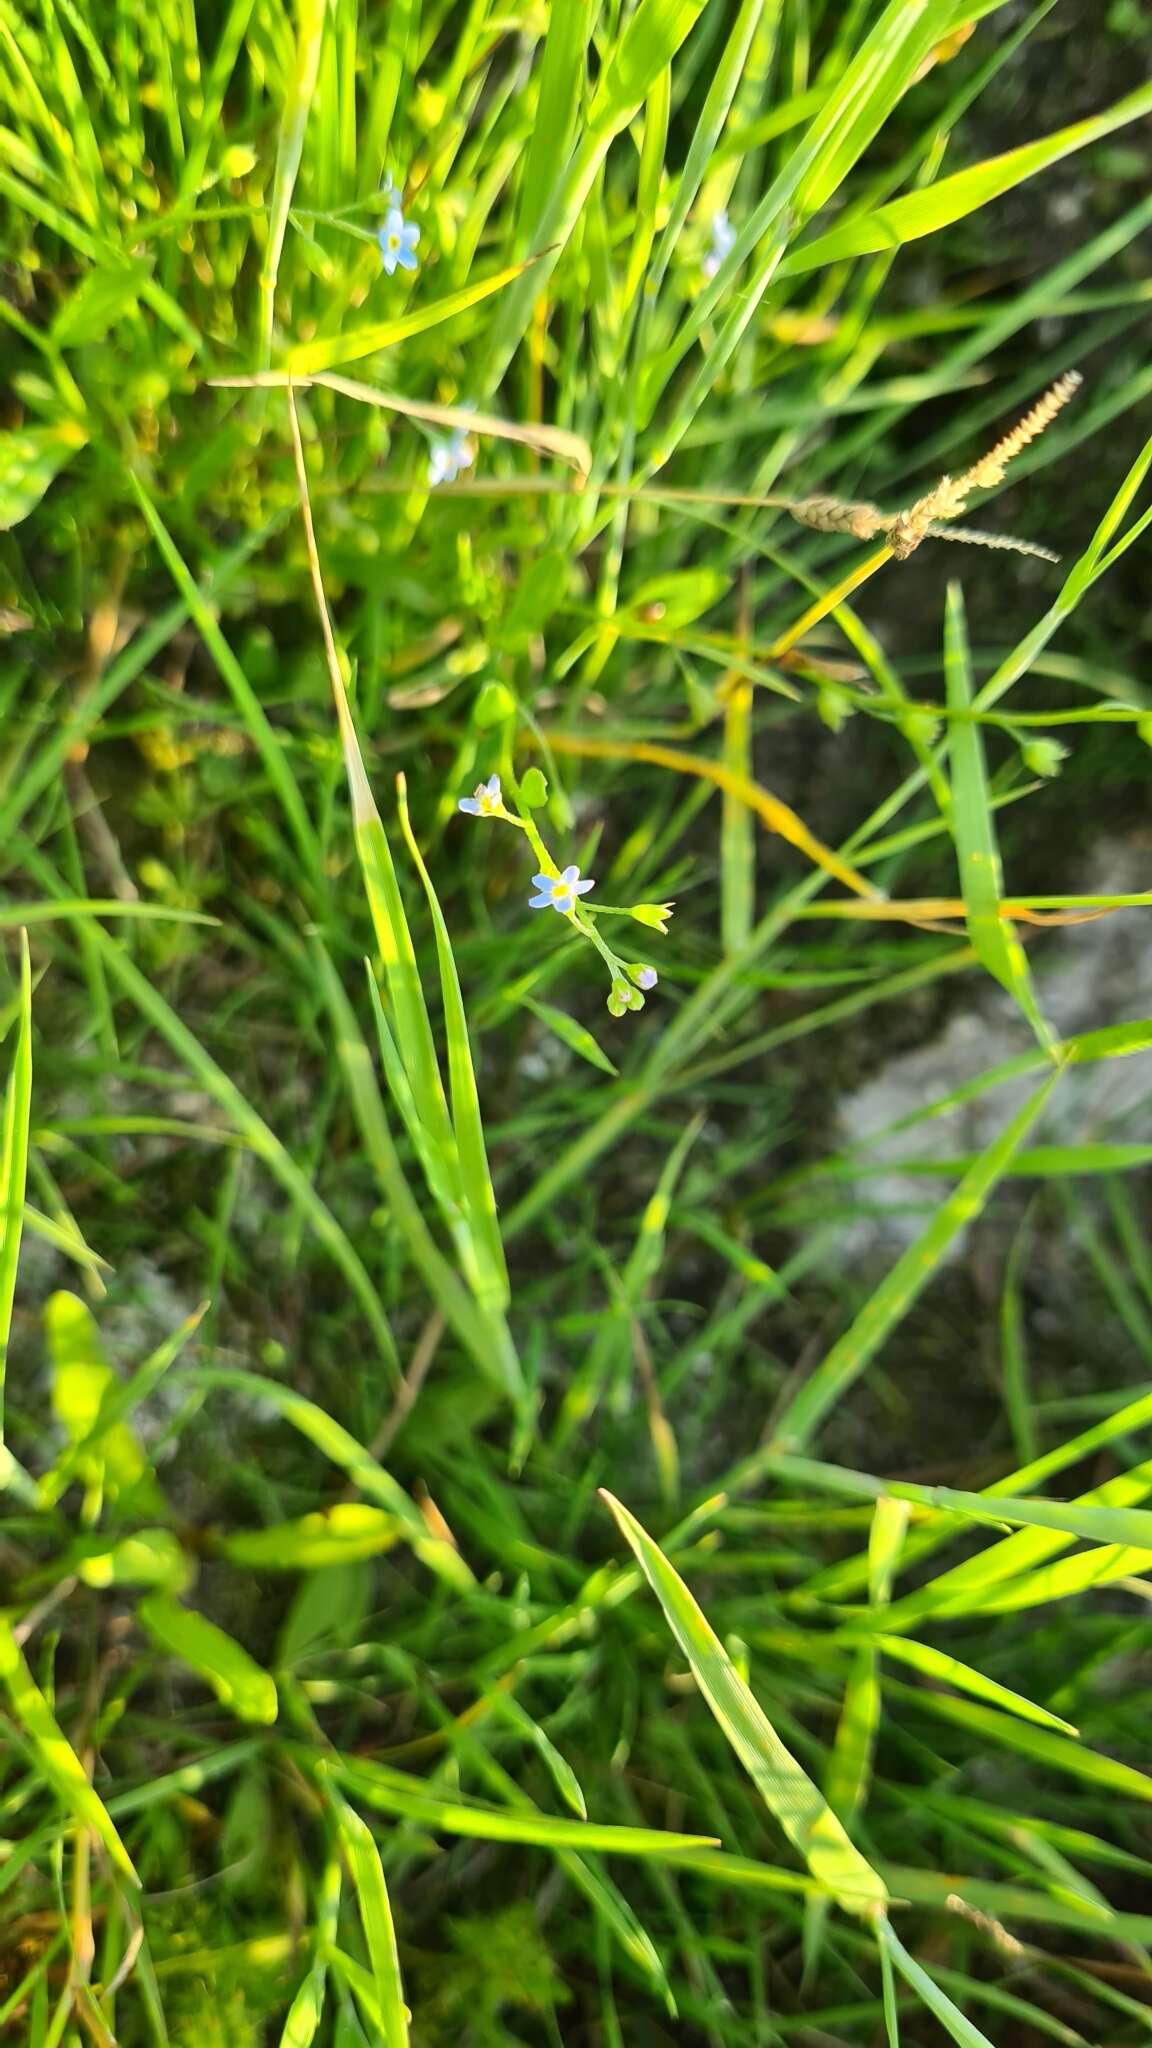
[
  {"left": 458, "top": 773, "right": 505, "bottom": 818},
  {"left": 529, "top": 865, "right": 595, "bottom": 914},
  {"left": 702, "top": 209, "right": 736, "bottom": 280},
  {"left": 429, "top": 428, "right": 474, "bottom": 487},
  {"left": 379, "top": 201, "right": 419, "bottom": 275}
]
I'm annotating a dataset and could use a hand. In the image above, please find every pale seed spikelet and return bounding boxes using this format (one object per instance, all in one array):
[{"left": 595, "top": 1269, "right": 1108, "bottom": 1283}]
[
  {"left": 952, "top": 369, "right": 1083, "bottom": 499},
  {"left": 787, "top": 371, "right": 1081, "bottom": 564},
  {"left": 786, "top": 494, "right": 888, "bottom": 542}
]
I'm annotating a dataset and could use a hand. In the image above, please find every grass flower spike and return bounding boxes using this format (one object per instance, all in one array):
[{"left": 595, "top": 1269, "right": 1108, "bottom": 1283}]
[
  {"left": 458, "top": 773, "right": 506, "bottom": 818},
  {"left": 378, "top": 202, "right": 419, "bottom": 275},
  {"left": 529, "top": 865, "right": 595, "bottom": 914}
]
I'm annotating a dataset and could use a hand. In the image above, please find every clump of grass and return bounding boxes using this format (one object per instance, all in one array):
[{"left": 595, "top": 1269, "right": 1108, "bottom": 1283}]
[{"left": 3, "top": 3, "right": 1152, "bottom": 2044}]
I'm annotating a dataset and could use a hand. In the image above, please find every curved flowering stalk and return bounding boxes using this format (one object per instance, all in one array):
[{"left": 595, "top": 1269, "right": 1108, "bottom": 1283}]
[
  {"left": 457, "top": 772, "right": 669, "bottom": 1016},
  {"left": 788, "top": 372, "right": 1082, "bottom": 563}
]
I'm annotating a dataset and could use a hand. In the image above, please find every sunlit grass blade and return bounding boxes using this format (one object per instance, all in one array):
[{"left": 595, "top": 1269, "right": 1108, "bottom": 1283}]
[
  {"left": 335, "top": 1801, "right": 409, "bottom": 2047},
  {"left": 0, "top": 1614, "right": 137, "bottom": 1883},
  {"left": 546, "top": 731, "right": 880, "bottom": 898},
  {"left": 944, "top": 581, "right": 1052, "bottom": 1050},
  {"left": 313, "top": 944, "right": 522, "bottom": 1400},
  {"left": 555, "top": 1115, "right": 701, "bottom": 1447},
  {"left": 902, "top": 1685, "right": 1152, "bottom": 1806},
  {"left": 278, "top": 1965, "right": 326, "bottom": 2048},
  {"left": 285, "top": 256, "right": 544, "bottom": 375},
  {"left": 0, "top": 929, "right": 31, "bottom": 1445},
  {"left": 332, "top": 1754, "right": 718, "bottom": 1857},
  {"left": 601, "top": 1489, "right": 888, "bottom": 1917},
  {"left": 877, "top": 1919, "right": 996, "bottom": 2048},
  {"left": 782, "top": 79, "right": 1152, "bottom": 275},
  {"left": 396, "top": 775, "right": 509, "bottom": 1314},
  {"left": 873, "top": 1635, "right": 1077, "bottom": 1734},
  {"left": 258, "top": 0, "right": 326, "bottom": 368}
]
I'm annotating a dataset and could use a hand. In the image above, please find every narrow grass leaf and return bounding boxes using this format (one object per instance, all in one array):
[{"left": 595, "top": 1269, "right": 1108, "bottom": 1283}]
[
  {"left": 332, "top": 1755, "right": 717, "bottom": 1857},
  {"left": 601, "top": 1490, "right": 888, "bottom": 1916},
  {"left": 90, "top": 931, "right": 398, "bottom": 1373},
  {"left": 313, "top": 945, "right": 523, "bottom": 1400},
  {"left": 259, "top": 0, "right": 326, "bottom": 368},
  {"left": 396, "top": 775, "right": 509, "bottom": 1313},
  {"left": 0, "top": 1614, "right": 138, "bottom": 1883},
  {"left": 519, "top": 995, "right": 619, "bottom": 1077},
  {"left": 129, "top": 475, "right": 321, "bottom": 877},
  {"left": 874, "top": 1635, "right": 1077, "bottom": 1735},
  {"left": 0, "top": 930, "right": 31, "bottom": 1443},
  {"left": 878, "top": 1919, "right": 997, "bottom": 2048},
  {"left": 782, "top": 79, "right": 1152, "bottom": 274},
  {"left": 945, "top": 582, "right": 1051, "bottom": 1050},
  {"left": 335, "top": 1802, "right": 409, "bottom": 2047},
  {"left": 285, "top": 258, "right": 543, "bottom": 375},
  {"left": 279, "top": 1966, "right": 326, "bottom": 2048}
]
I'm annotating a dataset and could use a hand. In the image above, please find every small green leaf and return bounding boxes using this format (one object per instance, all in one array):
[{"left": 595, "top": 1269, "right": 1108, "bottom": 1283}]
[
  {"left": 139, "top": 1594, "right": 279, "bottom": 1724},
  {"left": 53, "top": 266, "right": 145, "bottom": 346},
  {"left": 473, "top": 679, "right": 517, "bottom": 729},
  {"left": 520, "top": 996, "right": 619, "bottom": 1077},
  {"left": 875, "top": 1634, "right": 1077, "bottom": 1735},
  {"left": 218, "top": 1504, "right": 400, "bottom": 1571},
  {"left": 519, "top": 766, "right": 549, "bottom": 809},
  {"left": 76, "top": 1529, "right": 191, "bottom": 1592},
  {"left": 622, "top": 568, "right": 729, "bottom": 629},
  {"left": 0, "top": 423, "right": 87, "bottom": 530}
]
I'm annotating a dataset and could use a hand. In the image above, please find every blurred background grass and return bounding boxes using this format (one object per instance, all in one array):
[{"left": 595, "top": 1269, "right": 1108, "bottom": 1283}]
[{"left": 2, "top": 0, "right": 1152, "bottom": 2041}]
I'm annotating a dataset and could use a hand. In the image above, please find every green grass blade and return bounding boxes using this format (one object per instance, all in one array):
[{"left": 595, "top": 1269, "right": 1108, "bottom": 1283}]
[
  {"left": 782, "top": 78, "right": 1152, "bottom": 274},
  {"left": 396, "top": 776, "right": 509, "bottom": 1313},
  {"left": 601, "top": 1489, "right": 888, "bottom": 1917},
  {"left": 0, "top": 1614, "right": 138, "bottom": 1883},
  {"left": 878, "top": 1920, "right": 996, "bottom": 2048},
  {"left": 874, "top": 1635, "right": 1077, "bottom": 1735},
  {"left": 258, "top": 0, "right": 326, "bottom": 369},
  {"left": 333, "top": 1754, "right": 718, "bottom": 1857},
  {"left": 945, "top": 581, "right": 1052, "bottom": 1050},
  {"left": 313, "top": 945, "right": 523, "bottom": 1400},
  {"left": 278, "top": 1966, "right": 326, "bottom": 2047},
  {"left": 0, "top": 930, "right": 31, "bottom": 1445},
  {"left": 285, "top": 257, "right": 543, "bottom": 375},
  {"left": 335, "top": 1801, "right": 409, "bottom": 2047}
]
